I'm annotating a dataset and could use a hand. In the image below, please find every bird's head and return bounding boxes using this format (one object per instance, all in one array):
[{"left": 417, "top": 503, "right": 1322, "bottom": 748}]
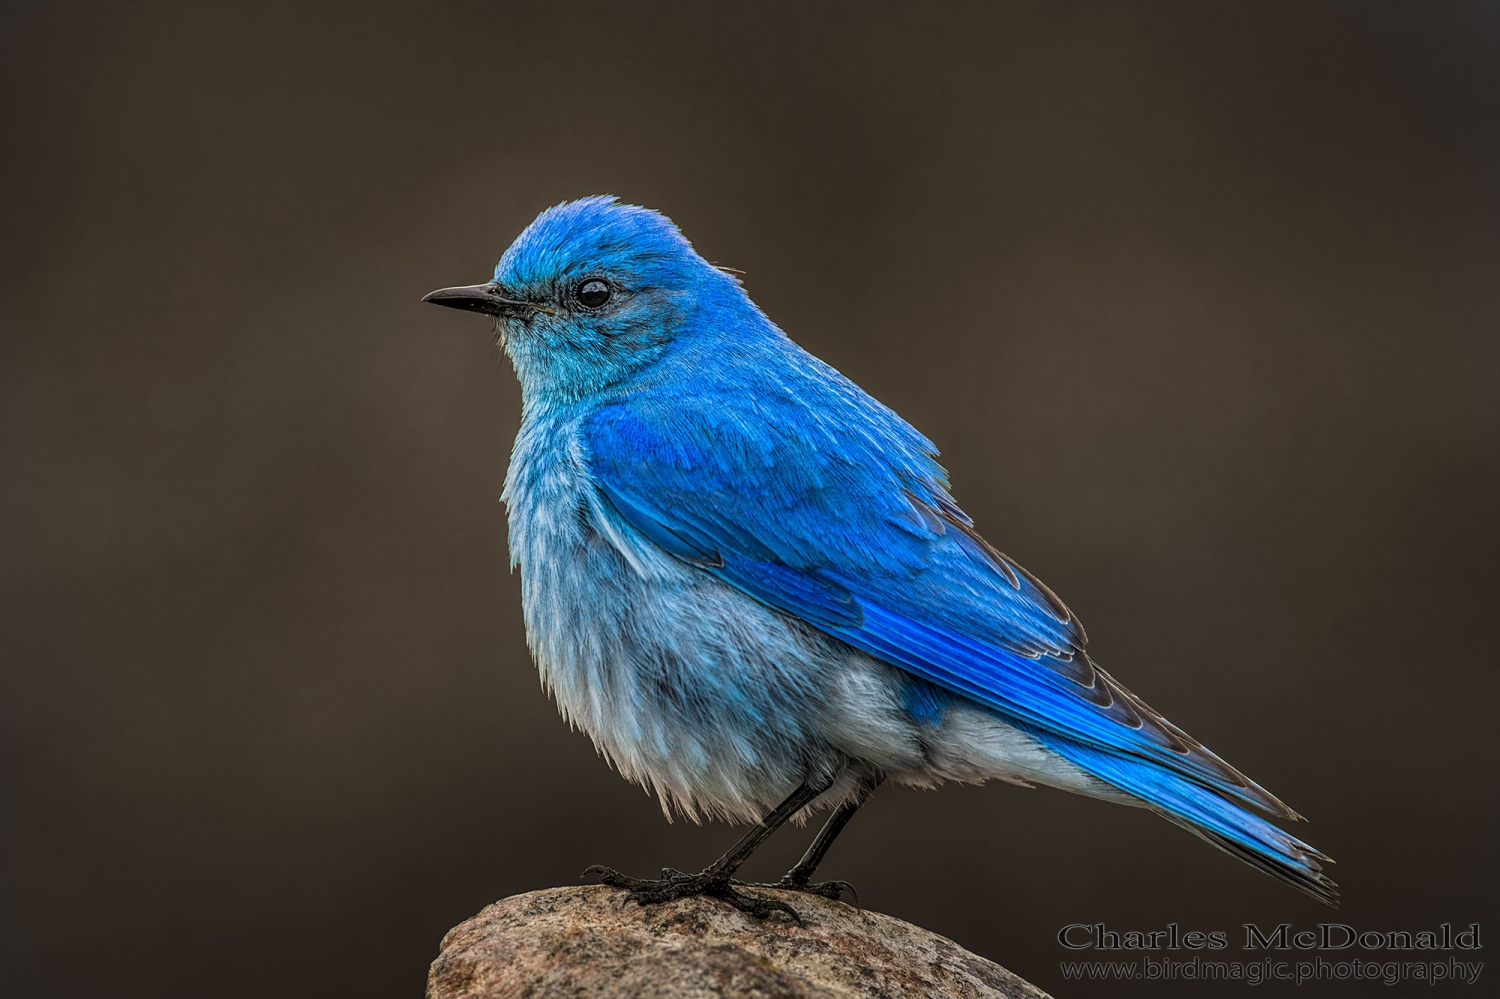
[{"left": 424, "top": 196, "right": 750, "bottom": 402}]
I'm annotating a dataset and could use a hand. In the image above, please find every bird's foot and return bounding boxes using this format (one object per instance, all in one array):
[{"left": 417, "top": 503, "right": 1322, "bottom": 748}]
[
  {"left": 749, "top": 874, "right": 860, "bottom": 907},
  {"left": 581, "top": 864, "right": 800, "bottom": 922}
]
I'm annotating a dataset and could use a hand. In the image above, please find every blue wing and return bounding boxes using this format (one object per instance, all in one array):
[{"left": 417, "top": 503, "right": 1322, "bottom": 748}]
[{"left": 584, "top": 373, "right": 1334, "bottom": 902}]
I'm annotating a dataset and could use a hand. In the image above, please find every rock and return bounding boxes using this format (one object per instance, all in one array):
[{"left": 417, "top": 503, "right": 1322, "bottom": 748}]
[{"left": 427, "top": 884, "right": 1050, "bottom": 999}]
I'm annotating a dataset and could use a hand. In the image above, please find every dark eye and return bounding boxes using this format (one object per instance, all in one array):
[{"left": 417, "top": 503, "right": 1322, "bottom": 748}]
[{"left": 575, "top": 279, "right": 611, "bottom": 308}]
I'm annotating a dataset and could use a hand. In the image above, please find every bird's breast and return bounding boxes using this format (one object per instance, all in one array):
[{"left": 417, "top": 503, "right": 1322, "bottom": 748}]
[
  {"left": 501, "top": 410, "right": 681, "bottom": 720},
  {"left": 497, "top": 409, "right": 861, "bottom": 818},
  {"left": 502, "top": 412, "right": 592, "bottom": 569}
]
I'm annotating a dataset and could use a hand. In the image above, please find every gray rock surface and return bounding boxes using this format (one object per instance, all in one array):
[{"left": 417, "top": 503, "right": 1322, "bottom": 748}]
[{"left": 427, "top": 884, "right": 1050, "bottom": 999}]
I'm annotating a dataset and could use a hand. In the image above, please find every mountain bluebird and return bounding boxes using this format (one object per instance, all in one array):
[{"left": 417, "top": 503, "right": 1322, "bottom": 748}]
[{"left": 423, "top": 197, "right": 1335, "bottom": 918}]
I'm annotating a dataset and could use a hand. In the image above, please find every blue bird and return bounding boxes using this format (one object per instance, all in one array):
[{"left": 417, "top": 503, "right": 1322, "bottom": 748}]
[{"left": 423, "top": 196, "right": 1335, "bottom": 917}]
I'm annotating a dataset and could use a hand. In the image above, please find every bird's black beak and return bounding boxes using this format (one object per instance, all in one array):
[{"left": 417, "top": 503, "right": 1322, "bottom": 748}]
[{"left": 421, "top": 282, "right": 542, "bottom": 317}]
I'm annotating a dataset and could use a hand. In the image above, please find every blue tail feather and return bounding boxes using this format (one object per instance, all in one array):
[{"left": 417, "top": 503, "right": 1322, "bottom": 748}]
[{"left": 1033, "top": 731, "right": 1339, "bottom": 905}]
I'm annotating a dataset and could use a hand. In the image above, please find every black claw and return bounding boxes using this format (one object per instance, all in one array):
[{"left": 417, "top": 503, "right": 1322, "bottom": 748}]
[
  {"left": 727, "top": 889, "right": 801, "bottom": 923},
  {"left": 582, "top": 864, "right": 647, "bottom": 890},
  {"left": 816, "top": 880, "right": 860, "bottom": 908},
  {"left": 751, "top": 876, "right": 860, "bottom": 908}
]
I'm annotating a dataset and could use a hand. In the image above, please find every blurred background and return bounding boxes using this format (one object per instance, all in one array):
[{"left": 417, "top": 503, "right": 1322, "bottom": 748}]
[{"left": 2, "top": 3, "right": 1497, "bottom": 997}]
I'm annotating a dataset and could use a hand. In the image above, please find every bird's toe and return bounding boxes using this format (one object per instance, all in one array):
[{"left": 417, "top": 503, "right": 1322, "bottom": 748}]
[{"left": 587, "top": 865, "right": 802, "bottom": 921}]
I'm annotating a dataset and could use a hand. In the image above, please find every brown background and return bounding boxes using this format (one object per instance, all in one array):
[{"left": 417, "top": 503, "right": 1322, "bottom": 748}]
[{"left": 2, "top": 4, "right": 1497, "bottom": 997}]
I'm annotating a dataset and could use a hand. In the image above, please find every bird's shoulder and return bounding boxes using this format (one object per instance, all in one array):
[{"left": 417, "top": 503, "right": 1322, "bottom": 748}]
[
  {"left": 588, "top": 339, "right": 943, "bottom": 489},
  {"left": 582, "top": 341, "right": 953, "bottom": 572}
]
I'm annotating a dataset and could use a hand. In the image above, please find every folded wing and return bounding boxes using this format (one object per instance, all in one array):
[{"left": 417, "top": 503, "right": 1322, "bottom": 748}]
[{"left": 584, "top": 382, "right": 1334, "bottom": 902}]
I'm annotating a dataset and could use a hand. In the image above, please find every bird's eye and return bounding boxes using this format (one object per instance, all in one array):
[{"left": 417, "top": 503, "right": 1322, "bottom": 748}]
[{"left": 575, "top": 280, "right": 611, "bottom": 308}]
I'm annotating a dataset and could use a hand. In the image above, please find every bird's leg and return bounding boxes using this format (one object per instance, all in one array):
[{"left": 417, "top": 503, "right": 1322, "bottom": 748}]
[
  {"left": 583, "top": 774, "right": 833, "bottom": 921},
  {"left": 753, "top": 773, "right": 883, "bottom": 904}
]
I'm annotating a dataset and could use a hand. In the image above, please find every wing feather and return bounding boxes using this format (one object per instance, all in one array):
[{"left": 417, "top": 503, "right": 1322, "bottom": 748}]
[{"left": 584, "top": 388, "right": 1297, "bottom": 821}]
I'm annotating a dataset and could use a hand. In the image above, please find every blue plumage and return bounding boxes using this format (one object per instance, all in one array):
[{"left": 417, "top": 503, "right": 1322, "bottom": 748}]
[{"left": 424, "top": 196, "right": 1335, "bottom": 909}]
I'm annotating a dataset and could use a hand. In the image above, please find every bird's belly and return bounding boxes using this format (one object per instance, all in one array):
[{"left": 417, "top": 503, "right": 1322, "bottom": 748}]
[{"left": 518, "top": 522, "right": 859, "bottom": 821}]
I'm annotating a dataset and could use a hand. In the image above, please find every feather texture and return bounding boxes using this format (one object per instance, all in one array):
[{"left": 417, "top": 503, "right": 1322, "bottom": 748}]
[{"left": 467, "top": 196, "right": 1335, "bottom": 903}]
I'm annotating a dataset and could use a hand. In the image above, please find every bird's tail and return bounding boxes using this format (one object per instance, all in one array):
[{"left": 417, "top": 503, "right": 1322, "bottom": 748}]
[{"left": 1035, "top": 733, "right": 1338, "bottom": 905}]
